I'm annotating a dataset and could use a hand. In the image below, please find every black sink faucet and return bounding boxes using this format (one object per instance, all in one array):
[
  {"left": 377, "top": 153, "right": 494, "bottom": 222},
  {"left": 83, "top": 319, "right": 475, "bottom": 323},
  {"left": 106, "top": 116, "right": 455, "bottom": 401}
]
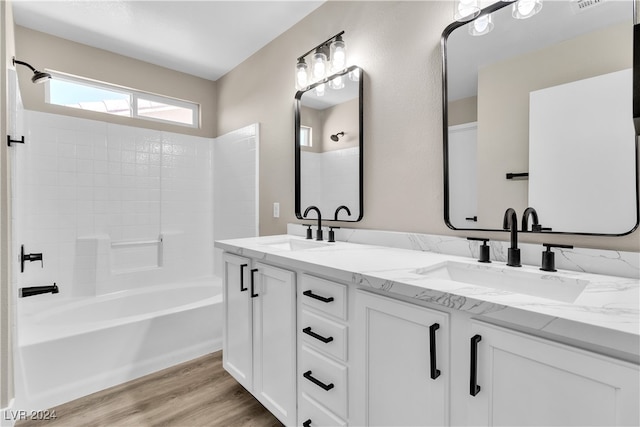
[
  {"left": 334, "top": 205, "right": 351, "bottom": 220},
  {"left": 522, "top": 207, "right": 539, "bottom": 231},
  {"left": 303, "top": 206, "right": 323, "bottom": 241},
  {"left": 503, "top": 208, "right": 521, "bottom": 267}
]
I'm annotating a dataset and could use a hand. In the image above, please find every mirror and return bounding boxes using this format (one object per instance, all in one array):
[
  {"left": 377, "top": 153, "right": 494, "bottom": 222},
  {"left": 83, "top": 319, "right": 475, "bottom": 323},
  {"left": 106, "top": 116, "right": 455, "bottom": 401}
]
[
  {"left": 295, "top": 65, "right": 363, "bottom": 222},
  {"left": 442, "top": 0, "right": 638, "bottom": 235}
]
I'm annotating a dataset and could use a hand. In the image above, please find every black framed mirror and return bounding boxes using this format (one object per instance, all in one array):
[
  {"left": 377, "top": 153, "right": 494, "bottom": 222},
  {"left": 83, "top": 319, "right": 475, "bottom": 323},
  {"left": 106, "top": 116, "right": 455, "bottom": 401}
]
[
  {"left": 442, "top": 0, "right": 639, "bottom": 236},
  {"left": 295, "top": 65, "right": 363, "bottom": 222}
]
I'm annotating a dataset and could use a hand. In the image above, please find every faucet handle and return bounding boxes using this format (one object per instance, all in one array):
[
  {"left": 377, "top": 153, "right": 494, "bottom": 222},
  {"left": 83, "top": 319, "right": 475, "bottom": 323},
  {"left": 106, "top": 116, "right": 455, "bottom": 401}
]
[
  {"left": 328, "top": 226, "right": 340, "bottom": 243},
  {"left": 540, "top": 243, "right": 573, "bottom": 272},
  {"left": 467, "top": 237, "right": 491, "bottom": 263},
  {"left": 303, "top": 224, "right": 313, "bottom": 239}
]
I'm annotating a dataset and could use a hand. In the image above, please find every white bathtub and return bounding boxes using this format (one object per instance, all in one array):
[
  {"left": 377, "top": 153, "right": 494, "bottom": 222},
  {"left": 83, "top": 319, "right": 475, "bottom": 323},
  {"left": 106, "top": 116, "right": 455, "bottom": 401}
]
[{"left": 15, "top": 278, "right": 222, "bottom": 411}]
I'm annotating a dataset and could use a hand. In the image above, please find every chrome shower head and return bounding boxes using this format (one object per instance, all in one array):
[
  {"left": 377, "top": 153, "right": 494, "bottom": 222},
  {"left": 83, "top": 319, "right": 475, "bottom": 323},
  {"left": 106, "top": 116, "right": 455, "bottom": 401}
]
[
  {"left": 330, "top": 131, "right": 344, "bottom": 142},
  {"left": 13, "top": 58, "right": 51, "bottom": 84}
]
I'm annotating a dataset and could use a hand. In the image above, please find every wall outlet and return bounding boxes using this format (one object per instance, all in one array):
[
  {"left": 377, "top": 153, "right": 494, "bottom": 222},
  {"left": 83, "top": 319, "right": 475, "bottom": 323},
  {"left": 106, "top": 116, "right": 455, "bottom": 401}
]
[{"left": 273, "top": 202, "right": 280, "bottom": 218}]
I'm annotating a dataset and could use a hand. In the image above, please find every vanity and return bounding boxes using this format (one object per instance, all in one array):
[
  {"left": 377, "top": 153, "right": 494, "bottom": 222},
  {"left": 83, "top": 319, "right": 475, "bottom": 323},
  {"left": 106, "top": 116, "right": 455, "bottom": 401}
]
[
  {"left": 215, "top": 231, "right": 639, "bottom": 426},
  {"left": 217, "top": 0, "right": 640, "bottom": 425}
]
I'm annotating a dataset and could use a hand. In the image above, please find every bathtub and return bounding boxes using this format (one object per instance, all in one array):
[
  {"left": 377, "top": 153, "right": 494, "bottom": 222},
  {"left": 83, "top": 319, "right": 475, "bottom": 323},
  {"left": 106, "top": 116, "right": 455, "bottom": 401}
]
[{"left": 15, "top": 278, "right": 222, "bottom": 411}]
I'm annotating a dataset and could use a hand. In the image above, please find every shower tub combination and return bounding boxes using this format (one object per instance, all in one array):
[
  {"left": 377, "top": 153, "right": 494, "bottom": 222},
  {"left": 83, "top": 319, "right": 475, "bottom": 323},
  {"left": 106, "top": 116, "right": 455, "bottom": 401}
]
[{"left": 15, "top": 278, "right": 222, "bottom": 411}]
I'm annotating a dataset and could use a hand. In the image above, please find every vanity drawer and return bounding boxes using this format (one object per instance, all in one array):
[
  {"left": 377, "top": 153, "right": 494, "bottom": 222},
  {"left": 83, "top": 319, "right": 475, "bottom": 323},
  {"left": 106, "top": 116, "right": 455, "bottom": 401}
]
[
  {"left": 300, "top": 274, "right": 347, "bottom": 320},
  {"left": 300, "top": 345, "right": 348, "bottom": 419},
  {"left": 301, "top": 309, "right": 348, "bottom": 362},
  {"left": 299, "top": 393, "right": 346, "bottom": 427}
]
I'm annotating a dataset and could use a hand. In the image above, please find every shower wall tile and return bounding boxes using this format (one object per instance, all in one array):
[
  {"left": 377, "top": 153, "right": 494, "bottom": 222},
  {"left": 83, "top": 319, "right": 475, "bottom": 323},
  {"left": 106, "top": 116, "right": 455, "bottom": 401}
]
[{"left": 16, "top": 111, "right": 216, "bottom": 296}]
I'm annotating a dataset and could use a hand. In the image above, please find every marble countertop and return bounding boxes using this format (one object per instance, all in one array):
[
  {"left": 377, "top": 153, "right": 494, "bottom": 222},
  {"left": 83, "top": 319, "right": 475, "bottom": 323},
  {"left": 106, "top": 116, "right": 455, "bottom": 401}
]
[{"left": 215, "top": 234, "right": 640, "bottom": 360}]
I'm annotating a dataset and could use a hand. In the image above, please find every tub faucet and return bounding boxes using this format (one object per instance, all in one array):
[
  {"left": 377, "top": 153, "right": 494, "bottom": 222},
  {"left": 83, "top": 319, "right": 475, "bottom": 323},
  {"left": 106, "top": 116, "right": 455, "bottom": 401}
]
[
  {"left": 19, "top": 283, "right": 58, "bottom": 298},
  {"left": 503, "top": 208, "right": 521, "bottom": 267},
  {"left": 303, "top": 206, "right": 323, "bottom": 241},
  {"left": 334, "top": 205, "right": 351, "bottom": 221}
]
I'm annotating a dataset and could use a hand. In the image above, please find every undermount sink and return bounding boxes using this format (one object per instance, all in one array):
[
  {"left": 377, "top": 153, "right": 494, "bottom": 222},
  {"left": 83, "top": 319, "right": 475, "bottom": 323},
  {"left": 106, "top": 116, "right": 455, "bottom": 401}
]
[
  {"left": 258, "top": 237, "right": 332, "bottom": 251},
  {"left": 412, "top": 261, "right": 588, "bottom": 303}
]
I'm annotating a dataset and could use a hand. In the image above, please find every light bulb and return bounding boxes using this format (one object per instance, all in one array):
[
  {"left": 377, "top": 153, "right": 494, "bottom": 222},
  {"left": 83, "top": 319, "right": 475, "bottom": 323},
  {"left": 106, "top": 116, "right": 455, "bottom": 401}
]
[
  {"left": 469, "top": 14, "right": 494, "bottom": 36},
  {"left": 454, "top": 0, "right": 480, "bottom": 21},
  {"left": 348, "top": 68, "right": 360, "bottom": 82},
  {"left": 315, "top": 83, "right": 325, "bottom": 97},
  {"left": 330, "top": 36, "right": 346, "bottom": 71},
  {"left": 312, "top": 50, "right": 327, "bottom": 81},
  {"left": 513, "top": 0, "right": 542, "bottom": 19},
  {"left": 330, "top": 75, "right": 344, "bottom": 90},
  {"left": 295, "top": 59, "right": 308, "bottom": 90}
]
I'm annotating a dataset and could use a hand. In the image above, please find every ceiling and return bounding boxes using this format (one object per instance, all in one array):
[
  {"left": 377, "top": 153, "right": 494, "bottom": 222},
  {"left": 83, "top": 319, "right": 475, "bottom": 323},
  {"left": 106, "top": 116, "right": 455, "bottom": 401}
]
[{"left": 11, "top": 0, "right": 325, "bottom": 81}]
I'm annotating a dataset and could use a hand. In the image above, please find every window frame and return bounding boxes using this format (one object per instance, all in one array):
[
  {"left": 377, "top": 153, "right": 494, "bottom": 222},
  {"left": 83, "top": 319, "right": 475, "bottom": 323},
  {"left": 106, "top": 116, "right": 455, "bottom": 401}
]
[{"left": 45, "top": 70, "right": 200, "bottom": 129}]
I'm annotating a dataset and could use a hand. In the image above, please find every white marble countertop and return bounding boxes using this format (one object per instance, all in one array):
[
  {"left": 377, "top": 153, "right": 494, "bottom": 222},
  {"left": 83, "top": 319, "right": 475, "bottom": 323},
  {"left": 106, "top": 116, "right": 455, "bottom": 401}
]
[{"left": 215, "top": 234, "right": 640, "bottom": 360}]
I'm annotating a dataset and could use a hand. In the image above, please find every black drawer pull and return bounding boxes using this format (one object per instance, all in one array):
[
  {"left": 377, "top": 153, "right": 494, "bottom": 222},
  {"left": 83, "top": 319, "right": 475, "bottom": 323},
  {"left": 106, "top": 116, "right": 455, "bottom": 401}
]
[
  {"left": 303, "top": 370, "right": 334, "bottom": 391},
  {"left": 303, "top": 290, "right": 334, "bottom": 303},
  {"left": 239, "top": 264, "right": 248, "bottom": 292},
  {"left": 303, "top": 327, "right": 334, "bottom": 344},
  {"left": 470, "top": 334, "right": 482, "bottom": 396},
  {"left": 250, "top": 268, "right": 259, "bottom": 298},
  {"left": 429, "top": 323, "right": 441, "bottom": 380},
  {"left": 303, "top": 420, "right": 312, "bottom": 427}
]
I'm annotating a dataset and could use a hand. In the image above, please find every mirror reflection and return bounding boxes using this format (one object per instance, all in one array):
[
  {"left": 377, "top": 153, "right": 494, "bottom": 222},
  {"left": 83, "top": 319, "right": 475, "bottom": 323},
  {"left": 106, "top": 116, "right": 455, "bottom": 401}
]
[
  {"left": 295, "top": 65, "right": 363, "bottom": 222},
  {"left": 443, "top": 0, "right": 637, "bottom": 235}
]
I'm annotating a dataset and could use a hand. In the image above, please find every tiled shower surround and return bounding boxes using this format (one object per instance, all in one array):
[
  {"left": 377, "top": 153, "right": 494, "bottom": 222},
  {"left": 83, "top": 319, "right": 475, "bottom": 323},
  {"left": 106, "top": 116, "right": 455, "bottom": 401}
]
[{"left": 13, "top": 111, "right": 257, "bottom": 296}]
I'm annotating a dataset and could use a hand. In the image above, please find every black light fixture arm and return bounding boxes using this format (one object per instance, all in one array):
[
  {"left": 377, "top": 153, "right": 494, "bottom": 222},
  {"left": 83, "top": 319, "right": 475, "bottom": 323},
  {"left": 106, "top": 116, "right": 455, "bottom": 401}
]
[{"left": 297, "top": 30, "right": 345, "bottom": 61}]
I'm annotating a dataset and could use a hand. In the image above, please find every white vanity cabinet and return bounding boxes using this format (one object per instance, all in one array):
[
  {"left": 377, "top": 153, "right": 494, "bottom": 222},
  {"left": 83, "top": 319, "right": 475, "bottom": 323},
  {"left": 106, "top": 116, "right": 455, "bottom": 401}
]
[
  {"left": 467, "top": 321, "right": 640, "bottom": 427},
  {"left": 297, "top": 274, "right": 350, "bottom": 427},
  {"left": 222, "top": 253, "right": 297, "bottom": 426},
  {"left": 352, "top": 290, "right": 450, "bottom": 427}
]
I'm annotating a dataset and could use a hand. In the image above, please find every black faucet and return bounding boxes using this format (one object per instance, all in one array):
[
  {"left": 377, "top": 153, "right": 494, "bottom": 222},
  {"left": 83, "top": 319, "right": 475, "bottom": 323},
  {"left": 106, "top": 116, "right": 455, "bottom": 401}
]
[
  {"left": 334, "top": 205, "right": 351, "bottom": 220},
  {"left": 20, "top": 245, "right": 43, "bottom": 273},
  {"left": 303, "top": 206, "right": 323, "bottom": 241},
  {"left": 503, "top": 208, "right": 521, "bottom": 267},
  {"left": 522, "top": 207, "right": 539, "bottom": 231},
  {"left": 19, "top": 283, "right": 59, "bottom": 298}
]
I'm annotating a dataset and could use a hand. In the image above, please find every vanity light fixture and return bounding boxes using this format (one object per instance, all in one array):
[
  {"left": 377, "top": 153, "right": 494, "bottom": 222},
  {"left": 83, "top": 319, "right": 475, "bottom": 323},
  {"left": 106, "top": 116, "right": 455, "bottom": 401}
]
[
  {"left": 12, "top": 57, "right": 51, "bottom": 84},
  {"left": 469, "top": 13, "right": 494, "bottom": 36},
  {"left": 295, "top": 31, "right": 347, "bottom": 90},
  {"left": 454, "top": 0, "right": 480, "bottom": 22},
  {"left": 512, "top": 0, "right": 542, "bottom": 19}
]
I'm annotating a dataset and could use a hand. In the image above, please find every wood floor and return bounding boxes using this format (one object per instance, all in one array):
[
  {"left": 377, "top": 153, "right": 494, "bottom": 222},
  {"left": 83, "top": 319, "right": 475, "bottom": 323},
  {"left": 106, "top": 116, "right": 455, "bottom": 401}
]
[{"left": 16, "top": 351, "right": 283, "bottom": 427}]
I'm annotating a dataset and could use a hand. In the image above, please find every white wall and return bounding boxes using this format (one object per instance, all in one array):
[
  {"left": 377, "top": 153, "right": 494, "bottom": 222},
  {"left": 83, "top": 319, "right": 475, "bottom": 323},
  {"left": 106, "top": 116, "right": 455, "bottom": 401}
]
[
  {"left": 213, "top": 124, "right": 259, "bottom": 275},
  {"left": 13, "top": 111, "right": 214, "bottom": 297}
]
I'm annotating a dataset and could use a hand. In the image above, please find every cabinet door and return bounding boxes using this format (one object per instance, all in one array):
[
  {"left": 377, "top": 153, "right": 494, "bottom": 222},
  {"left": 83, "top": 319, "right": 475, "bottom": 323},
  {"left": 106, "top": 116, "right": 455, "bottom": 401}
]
[
  {"left": 252, "top": 262, "right": 297, "bottom": 426},
  {"left": 468, "top": 321, "right": 640, "bottom": 426},
  {"left": 354, "top": 290, "right": 450, "bottom": 426},
  {"left": 222, "top": 253, "right": 253, "bottom": 391}
]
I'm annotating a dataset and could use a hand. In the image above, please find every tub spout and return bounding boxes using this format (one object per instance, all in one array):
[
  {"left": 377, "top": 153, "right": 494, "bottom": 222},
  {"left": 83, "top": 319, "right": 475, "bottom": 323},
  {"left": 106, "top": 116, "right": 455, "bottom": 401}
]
[{"left": 19, "top": 283, "right": 58, "bottom": 298}]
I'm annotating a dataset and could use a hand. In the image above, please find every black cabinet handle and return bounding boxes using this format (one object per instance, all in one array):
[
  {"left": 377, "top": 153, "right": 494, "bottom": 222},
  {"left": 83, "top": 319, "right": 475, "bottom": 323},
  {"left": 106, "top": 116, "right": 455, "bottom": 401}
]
[
  {"left": 429, "top": 323, "right": 441, "bottom": 380},
  {"left": 470, "top": 334, "right": 482, "bottom": 396},
  {"left": 303, "top": 420, "right": 312, "bottom": 427},
  {"left": 303, "top": 290, "right": 334, "bottom": 303},
  {"left": 250, "top": 268, "right": 259, "bottom": 298},
  {"left": 239, "top": 264, "right": 248, "bottom": 292},
  {"left": 302, "top": 327, "right": 334, "bottom": 344},
  {"left": 303, "top": 370, "right": 334, "bottom": 391}
]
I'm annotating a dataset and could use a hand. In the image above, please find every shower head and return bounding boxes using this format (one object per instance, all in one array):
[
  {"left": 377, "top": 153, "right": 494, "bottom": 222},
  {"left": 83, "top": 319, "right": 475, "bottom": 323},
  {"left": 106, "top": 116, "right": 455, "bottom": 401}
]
[
  {"left": 13, "top": 58, "right": 51, "bottom": 84},
  {"left": 330, "top": 131, "right": 345, "bottom": 142}
]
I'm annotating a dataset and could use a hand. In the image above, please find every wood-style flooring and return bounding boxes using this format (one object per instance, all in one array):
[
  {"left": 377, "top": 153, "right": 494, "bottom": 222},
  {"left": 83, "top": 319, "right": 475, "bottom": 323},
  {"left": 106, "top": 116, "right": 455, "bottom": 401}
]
[{"left": 16, "top": 351, "right": 283, "bottom": 427}]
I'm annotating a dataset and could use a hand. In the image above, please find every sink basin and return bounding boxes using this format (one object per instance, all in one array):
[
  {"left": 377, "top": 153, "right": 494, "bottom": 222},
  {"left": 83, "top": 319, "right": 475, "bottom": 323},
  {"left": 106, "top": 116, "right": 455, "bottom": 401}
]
[
  {"left": 258, "top": 237, "right": 332, "bottom": 251},
  {"left": 412, "top": 261, "right": 588, "bottom": 303}
]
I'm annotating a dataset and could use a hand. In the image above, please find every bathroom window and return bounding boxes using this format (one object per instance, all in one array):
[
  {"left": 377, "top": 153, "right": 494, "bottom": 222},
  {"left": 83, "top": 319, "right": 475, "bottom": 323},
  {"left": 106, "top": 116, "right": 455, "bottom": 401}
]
[
  {"left": 46, "top": 71, "right": 200, "bottom": 128},
  {"left": 300, "top": 126, "right": 312, "bottom": 147}
]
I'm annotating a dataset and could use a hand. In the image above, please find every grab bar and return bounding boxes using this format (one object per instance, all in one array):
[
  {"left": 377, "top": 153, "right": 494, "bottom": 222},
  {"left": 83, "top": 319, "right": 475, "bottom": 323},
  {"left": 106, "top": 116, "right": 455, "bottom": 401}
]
[{"left": 111, "top": 238, "right": 163, "bottom": 248}]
